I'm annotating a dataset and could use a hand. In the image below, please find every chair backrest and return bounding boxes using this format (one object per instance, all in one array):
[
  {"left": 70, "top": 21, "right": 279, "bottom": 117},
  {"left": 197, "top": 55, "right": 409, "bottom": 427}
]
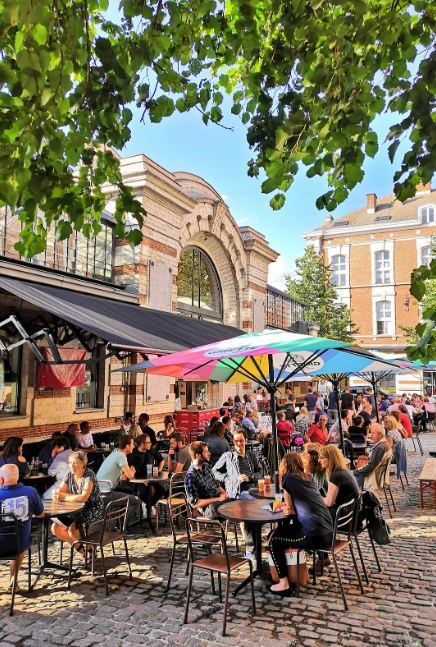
[
  {"left": 0, "top": 512, "right": 21, "bottom": 559},
  {"left": 376, "top": 453, "right": 392, "bottom": 489},
  {"left": 333, "top": 499, "right": 356, "bottom": 543},
  {"left": 168, "top": 492, "right": 189, "bottom": 538},
  {"left": 184, "top": 517, "right": 229, "bottom": 569},
  {"left": 169, "top": 471, "right": 187, "bottom": 497},
  {"left": 98, "top": 496, "right": 129, "bottom": 545}
]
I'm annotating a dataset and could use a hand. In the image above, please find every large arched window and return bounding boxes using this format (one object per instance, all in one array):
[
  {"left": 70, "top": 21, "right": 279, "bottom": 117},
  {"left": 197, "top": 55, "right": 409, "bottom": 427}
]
[{"left": 176, "top": 247, "right": 223, "bottom": 321}]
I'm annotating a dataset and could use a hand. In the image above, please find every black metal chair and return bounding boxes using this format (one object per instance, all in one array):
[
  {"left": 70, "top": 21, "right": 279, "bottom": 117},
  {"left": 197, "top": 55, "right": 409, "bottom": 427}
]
[
  {"left": 67, "top": 496, "right": 132, "bottom": 596},
  {"left": 410, "top": 425, "right": 424, "bottom": 456},
  {"left": 378, "top": 461, "right": 397, "bottom": 518},
  {"left": 183, "top": 517, "right": 256, "bottom": 636},
  {"left": 156, "top": 471, "right": 187, "bottom": 532},
  {"left": 166, "top": 493, "right": 222, "bottom": 591},
  {"left": 351, "top": 494, "right": 381, "bottom": 583},
  {"left": 0, "top": 512, "right": 32, "bottom": 615},
  {"left": 311, "top": 499, "right": 365, "bottom": 611}
]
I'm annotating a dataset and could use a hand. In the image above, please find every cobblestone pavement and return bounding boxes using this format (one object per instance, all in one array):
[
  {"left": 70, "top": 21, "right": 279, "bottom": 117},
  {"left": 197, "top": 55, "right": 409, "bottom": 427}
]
[{"left": 1, "top": 433, "right": 435, "bottom": 647}]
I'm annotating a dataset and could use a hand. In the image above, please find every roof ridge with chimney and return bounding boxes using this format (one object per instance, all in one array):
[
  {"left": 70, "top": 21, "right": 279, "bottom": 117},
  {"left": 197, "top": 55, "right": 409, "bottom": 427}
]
[{"left": 304, "top": 182, "right": 434, "bottom": 235}]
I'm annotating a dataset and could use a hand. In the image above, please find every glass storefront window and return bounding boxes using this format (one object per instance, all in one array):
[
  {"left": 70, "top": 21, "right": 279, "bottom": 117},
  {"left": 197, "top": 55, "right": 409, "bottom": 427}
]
[
  {"left": 176, "top": 247, "right": 222, "bottom": 321},
  {"left": 423, "top": 371, "right": 436, "bottom": 397},
  {"left": 76, "top": 351, "right": 100, "bottom": 409},
  {"left": 0, "top": 335, "right": 20, "bottom": 416}
]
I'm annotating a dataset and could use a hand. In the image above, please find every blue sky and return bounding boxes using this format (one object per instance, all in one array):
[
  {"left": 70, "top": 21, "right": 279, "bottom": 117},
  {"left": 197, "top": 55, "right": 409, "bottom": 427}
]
[{"left": 122, "top": 99, "right": 407, "bottom": 290}]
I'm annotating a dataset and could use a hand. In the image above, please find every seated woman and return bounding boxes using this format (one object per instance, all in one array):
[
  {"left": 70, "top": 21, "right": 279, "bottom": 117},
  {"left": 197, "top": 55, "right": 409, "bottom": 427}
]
[
  {"left": 51, "top": 450, "right": 105, "bottom": 557},
  {"left": 268, "top": 453, "right": 333, "bottom": 595},
  {"left": 301, "top": 442, "right": 328, "bottom": 492},
  {"left": 319, "top": 445, "right": 360, "bottom": 519},
  {"left": 0, "top": 436, "right": 30, "bottom": 482},
  {"left": 163, "top": 415, "right": 176, "bottom": 438}
]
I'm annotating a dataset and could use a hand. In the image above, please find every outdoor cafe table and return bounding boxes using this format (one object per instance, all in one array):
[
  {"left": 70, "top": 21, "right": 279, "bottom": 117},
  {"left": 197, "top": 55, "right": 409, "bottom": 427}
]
[
  {"left": 249, "top": 484, "right": 277, "bottom": 499},
  {"left": 130, "top": 472, "right": 169, "bottom": 532},
  {"left": 218, "top": 498, "right": 285, "bottom": 596},
  {"left": 34, "top": 500, "right": 85, "bottom": 584}
]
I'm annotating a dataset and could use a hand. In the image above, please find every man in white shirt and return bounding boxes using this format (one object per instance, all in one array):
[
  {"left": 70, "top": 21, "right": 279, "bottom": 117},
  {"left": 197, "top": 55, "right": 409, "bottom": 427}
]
[{"left": 43, "top": 437, "right": 72, "bottom": 500}]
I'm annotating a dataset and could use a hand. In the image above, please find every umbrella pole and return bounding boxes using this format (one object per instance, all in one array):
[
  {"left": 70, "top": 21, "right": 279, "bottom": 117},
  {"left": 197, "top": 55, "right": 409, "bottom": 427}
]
[
  {"left": 371, "top": 372, "right": 380, "bottom": 423},
  {"left": 268, "top": 354, "right": 280, "bottom": 494},
  {"left": 333, "top": 376, "right": 345, "bottom": 453}
]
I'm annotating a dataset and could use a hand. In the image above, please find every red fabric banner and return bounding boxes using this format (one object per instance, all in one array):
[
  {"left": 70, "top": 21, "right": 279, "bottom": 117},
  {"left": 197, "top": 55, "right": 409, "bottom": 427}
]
[{"left": 36, "top": 348, "right": 87, "bottom": 388}]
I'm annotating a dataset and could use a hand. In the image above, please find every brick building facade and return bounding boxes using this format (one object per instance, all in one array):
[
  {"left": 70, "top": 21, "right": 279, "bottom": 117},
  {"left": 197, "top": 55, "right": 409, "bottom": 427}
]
[
  {"left": 0, "top": 152, "right": 296, "bottom": 441},
  {"left": 304, "top": 183, "right": 436, "bottom": 394}
]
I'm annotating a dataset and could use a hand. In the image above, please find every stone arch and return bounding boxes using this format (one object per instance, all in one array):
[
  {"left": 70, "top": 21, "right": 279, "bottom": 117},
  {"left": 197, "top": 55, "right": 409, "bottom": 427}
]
[{"left": 177, "top": 211, "right": 248, "bottom": 328}]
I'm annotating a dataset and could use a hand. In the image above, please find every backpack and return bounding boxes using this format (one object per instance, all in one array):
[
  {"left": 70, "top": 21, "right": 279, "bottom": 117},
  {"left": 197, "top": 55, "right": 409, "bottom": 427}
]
[{"left": 359, "top": 490, "right": 391, "bottom": 545}]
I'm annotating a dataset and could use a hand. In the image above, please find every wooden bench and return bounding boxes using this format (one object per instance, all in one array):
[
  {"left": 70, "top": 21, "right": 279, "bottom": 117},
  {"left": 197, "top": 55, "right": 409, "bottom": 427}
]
[{"left": 418, "top": 458, "right": 436, "bottom": 508}]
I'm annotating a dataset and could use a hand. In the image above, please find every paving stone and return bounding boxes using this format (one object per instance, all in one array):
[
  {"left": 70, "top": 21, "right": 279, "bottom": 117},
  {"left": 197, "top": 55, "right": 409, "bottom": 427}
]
[{"left": 1, "top": 434, "right": 435, "bottom": 646}]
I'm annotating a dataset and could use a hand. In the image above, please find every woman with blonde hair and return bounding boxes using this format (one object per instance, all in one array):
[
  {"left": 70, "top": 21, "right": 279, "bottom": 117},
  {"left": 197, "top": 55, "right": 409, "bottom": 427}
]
[
  {"left": 388, "top": 412, "right": 408, "bottom": 439},
  {"left": 268, "top": 453, "right": 333, "bottom": 595},
  {"left": 319, "top": 445, "right": 360, "bottom": 518},
  {"left": 50, "top": 450, "right": 104, "bottom": 557}
]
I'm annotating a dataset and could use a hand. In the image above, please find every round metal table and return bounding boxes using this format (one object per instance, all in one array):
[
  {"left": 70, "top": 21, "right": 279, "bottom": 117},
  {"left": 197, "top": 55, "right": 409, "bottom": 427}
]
[
  {"left": 218, "top": 498, "right": 285, "bottom": 596},
  {"left": 34, "top": 500, "right": 85, "bottom": 583}
]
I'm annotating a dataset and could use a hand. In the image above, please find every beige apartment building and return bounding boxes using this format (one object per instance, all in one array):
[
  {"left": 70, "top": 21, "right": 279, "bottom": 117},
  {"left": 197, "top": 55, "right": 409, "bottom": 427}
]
[{"left": 304, "top": 183, "right": 436, "bottom": 394}]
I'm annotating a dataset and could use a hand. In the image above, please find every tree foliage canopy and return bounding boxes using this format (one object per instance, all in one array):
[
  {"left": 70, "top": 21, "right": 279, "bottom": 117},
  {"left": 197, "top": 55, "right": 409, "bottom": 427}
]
[
  {"left": 0, "top": 0, "right": 435, "bottom": 258},
  {"left": 285, "top": 244, "right": 358, "bottom": 342}
]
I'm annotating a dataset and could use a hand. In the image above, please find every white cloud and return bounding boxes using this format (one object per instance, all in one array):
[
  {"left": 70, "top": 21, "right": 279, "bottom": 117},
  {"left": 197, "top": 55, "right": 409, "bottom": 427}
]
[{"left": 268, "top": 256, "right": 292, "bottom": 290}]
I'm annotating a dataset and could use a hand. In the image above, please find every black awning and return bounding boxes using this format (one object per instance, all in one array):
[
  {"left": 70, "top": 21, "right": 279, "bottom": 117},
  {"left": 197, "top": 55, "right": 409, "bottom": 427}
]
[{"left": 0, "top": 276, "right": 242, "bottom": 354}]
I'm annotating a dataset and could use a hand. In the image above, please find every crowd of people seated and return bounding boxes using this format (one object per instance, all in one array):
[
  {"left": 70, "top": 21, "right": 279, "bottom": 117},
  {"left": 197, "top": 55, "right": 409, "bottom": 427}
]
[{"left": 0, "top": 384, "right": 434, "bottom": 589}]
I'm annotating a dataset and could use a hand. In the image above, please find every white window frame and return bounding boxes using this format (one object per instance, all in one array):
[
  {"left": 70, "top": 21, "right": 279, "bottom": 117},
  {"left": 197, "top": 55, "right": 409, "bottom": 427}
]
[
  {"left": 419, "top": 205, "right": 435, "bottom": 224},
  {"left": 374, "top": 250, "right": 391, "bottom": 285},
  {"left": 331, "top": 254, "right": 347, "bottom": 287},
  {"left": 375, "top": 300, "right": 393, "bottom": 336},
  {"left": 421, "top": 245, "right": 431, "bottom": 267}
]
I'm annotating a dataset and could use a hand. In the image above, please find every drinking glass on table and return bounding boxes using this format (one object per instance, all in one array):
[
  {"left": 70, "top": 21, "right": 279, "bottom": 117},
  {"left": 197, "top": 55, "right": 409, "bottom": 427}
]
[
  {"left": 258, "top": 478, "right": 265, "bottom": 493},
  {"left": 264, "top": 474, "right": 271, "bottom": 486},
  {"left": 52, "top": 488, "right": 60, "bottom": 502}
]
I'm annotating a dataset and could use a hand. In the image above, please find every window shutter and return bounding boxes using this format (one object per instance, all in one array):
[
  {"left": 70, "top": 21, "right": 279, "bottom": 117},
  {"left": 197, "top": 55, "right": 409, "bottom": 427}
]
[{"left": 148, "top": 260, "right": 172, "bottom": 311}]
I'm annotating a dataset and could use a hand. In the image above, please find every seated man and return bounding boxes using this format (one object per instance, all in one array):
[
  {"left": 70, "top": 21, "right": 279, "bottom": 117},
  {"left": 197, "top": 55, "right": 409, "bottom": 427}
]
[
  {"left": 212, "top": 429, "right": 261, "bottom": 558},
  {"left": 212, "top": 429, "right": 262, "bottom": 498},
  {"left": 96, "top": 436, "right": 139, "bottom": 522},
  {"left": 185, "top": 441, "right": 228, "bottom": 519},
  {"left": 128, "top": 434, "right": 165, "bottom": 514},
  {"left": 168, "top": 432, "right": 191, "bottom": 473},
  {"left": 137, "top": 413, "right": 157, "bottom": 446},
  {"left": 97, "top": 435, "right": 136, "bottom": 492},
  {"left": 0, "top": 464, "right": 44, "bottom": 588},
  {"left": 38, "top": 431, "right": 63, "bottom": 466},
  {"left": 353, "top": 423, "right": 392, "bottom": 488},
  {"left": 129, "top": 434, "right": 164, "bottom": 477},
  {"left": 43, "top": 437, "right": 73, "bottom": 500},
  {"left": 241, "top": 410, "right": 257, "bottom": 440}
]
